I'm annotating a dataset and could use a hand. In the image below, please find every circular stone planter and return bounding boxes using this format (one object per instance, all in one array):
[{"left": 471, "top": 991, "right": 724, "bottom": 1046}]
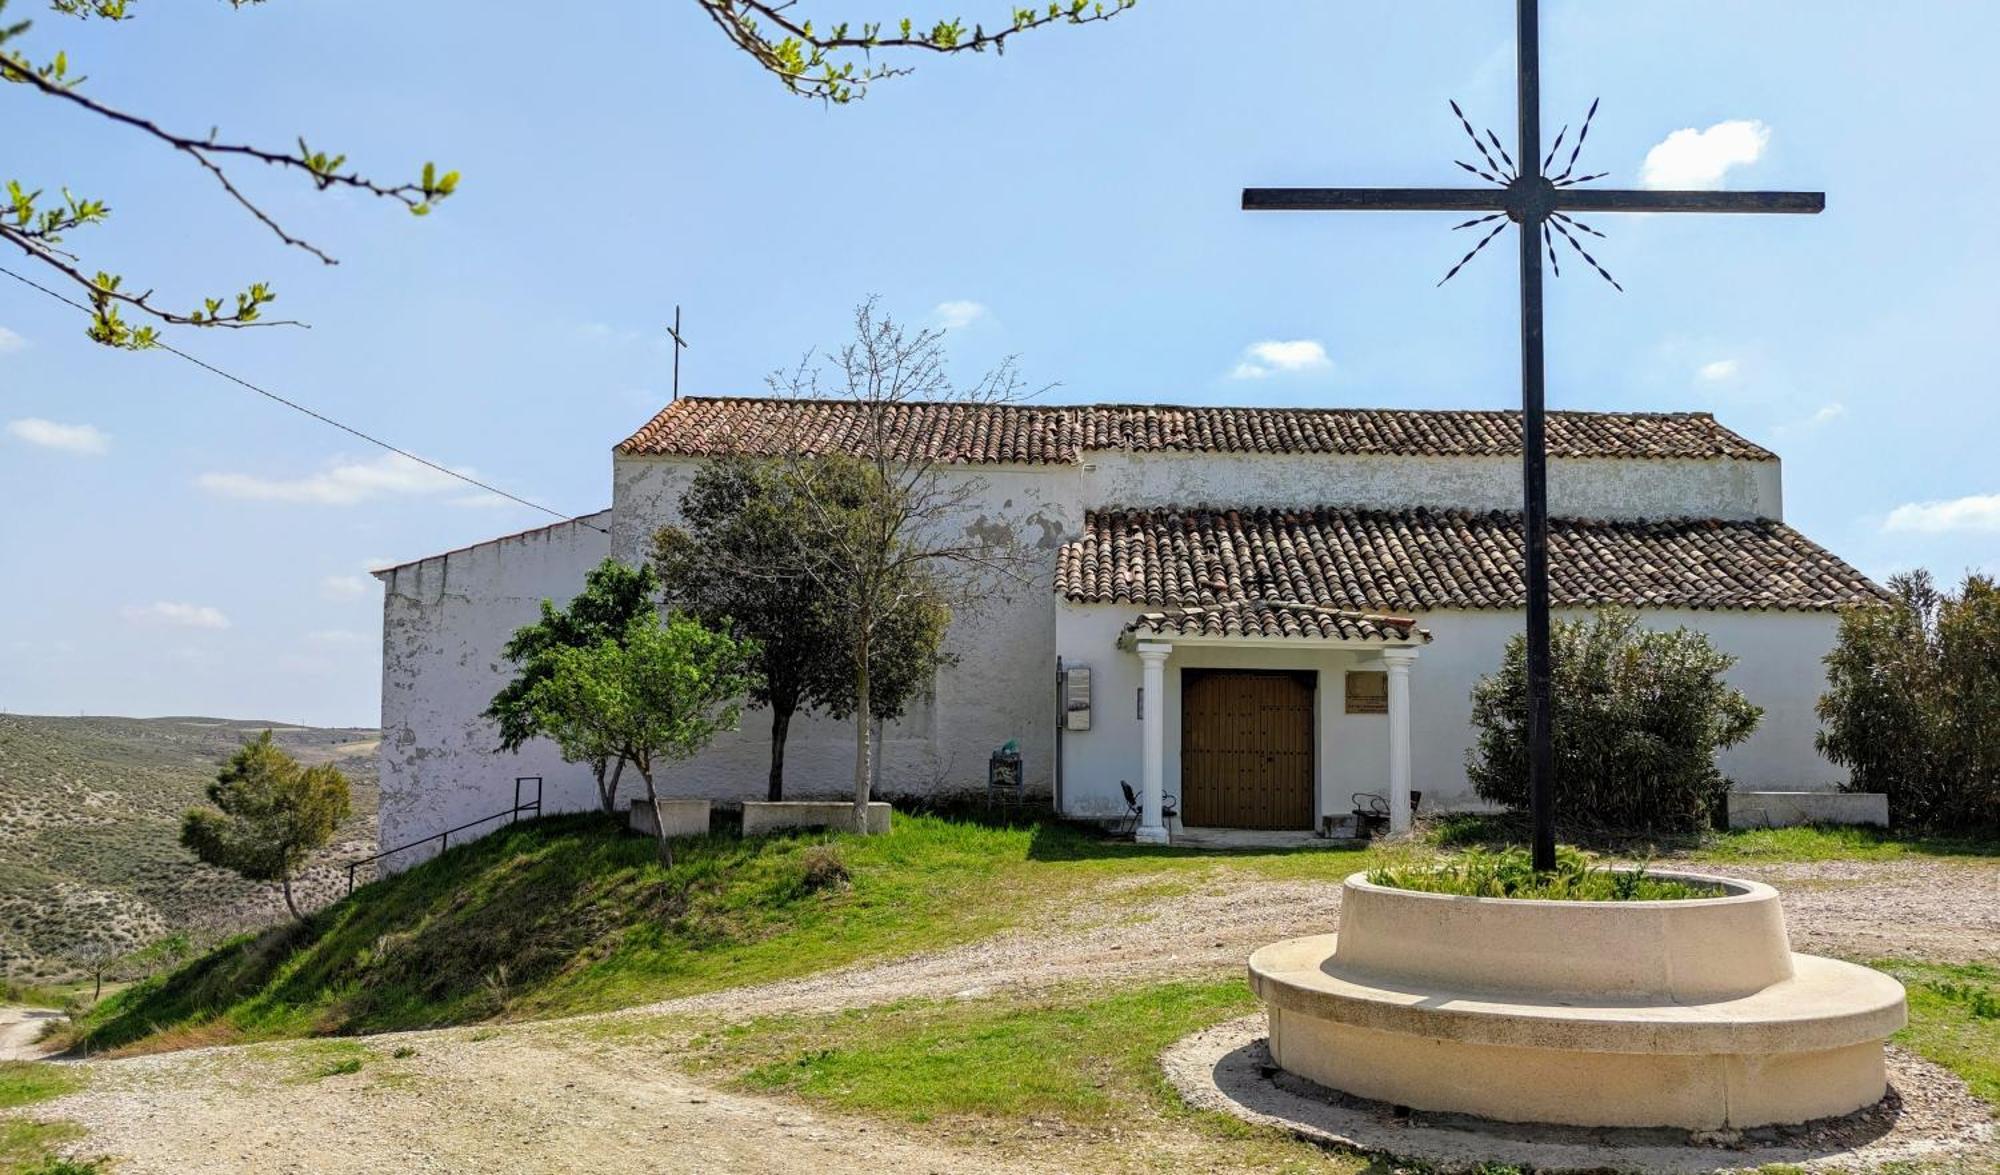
[{"left": 1248, "top": 871, "right": 1907, "bottom": 1131}]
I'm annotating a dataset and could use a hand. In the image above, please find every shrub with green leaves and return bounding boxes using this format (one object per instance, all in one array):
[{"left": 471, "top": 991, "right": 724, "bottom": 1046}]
[
  {"left": 1817, "top": 571, "right": 2000, "bottom": 831},
  {"left": 1368, "top": 846, "right": 1714, "bottom": 901},
  {"left": 1467, "top": 609, "right": 1762, "bottom": 832}
]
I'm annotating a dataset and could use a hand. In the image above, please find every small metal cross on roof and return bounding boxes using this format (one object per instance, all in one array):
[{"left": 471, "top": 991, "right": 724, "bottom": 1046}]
[
  {"left": 665, "top": 305, "right": 690, "bottom": 402},
  {"left": 1243, "top": 0, "right": 1823, "bottom": 871}
]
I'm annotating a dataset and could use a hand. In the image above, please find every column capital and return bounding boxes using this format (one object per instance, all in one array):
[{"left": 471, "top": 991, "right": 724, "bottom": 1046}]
[
  {"left": 1381, "top": 646, "right": 1421, "bottom": 668},
  {"left": 1135, "top": 641, "right": 1173, "bottom": 661}
]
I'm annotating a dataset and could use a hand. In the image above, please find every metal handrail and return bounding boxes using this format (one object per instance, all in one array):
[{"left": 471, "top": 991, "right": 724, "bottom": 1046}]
[{"left": 345, "top": 776, "right": 544, "bottom": 895}]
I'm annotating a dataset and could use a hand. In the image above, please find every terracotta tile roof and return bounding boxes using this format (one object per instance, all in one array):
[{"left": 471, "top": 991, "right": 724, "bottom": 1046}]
[
  {"left": 1059, "top": 507, "right": 1888, "bottom": 613},
  {"left": 619, "top": 398, "right": 1775, "bottom": 463},
  {"left": 1124, "top": 601, "right": 1430, "bottom": 644}
]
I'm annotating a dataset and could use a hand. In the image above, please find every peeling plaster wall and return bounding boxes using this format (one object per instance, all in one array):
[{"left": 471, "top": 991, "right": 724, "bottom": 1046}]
[
  {"left": 1054, "top": 602, "right": 1843, "bottom": 825},
  {"left": 611, "top": 455, "right": 1081, "bottom": 802},
  {"left": 1081, "top": 451, "right": 1781, "bottom": 520},
  {"left": 376, "top": 512, "right": 610, "bottom": 869}
]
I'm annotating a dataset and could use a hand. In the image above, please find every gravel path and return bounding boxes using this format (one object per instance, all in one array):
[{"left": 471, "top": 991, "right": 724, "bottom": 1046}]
[
  {"left": 28, "top": 853, "right": 1999, "bottom": 1173},
  {"left": 0, "top": 1005, "right": 64, "bottom": 1062}
]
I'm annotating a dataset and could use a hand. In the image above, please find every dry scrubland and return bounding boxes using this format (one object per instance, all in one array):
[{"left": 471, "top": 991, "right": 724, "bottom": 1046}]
[{"left": 0, "top": 716, "right": 379, "bottom": 982}]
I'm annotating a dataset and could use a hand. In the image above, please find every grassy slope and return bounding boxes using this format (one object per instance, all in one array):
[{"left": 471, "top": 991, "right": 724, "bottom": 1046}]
[
  {"left": 76, "top": 810, "right": 1379, "bottom": 1053},
  {"left": 0, "top": 715, "right": 379, "bottom": 982},
  {"left": 71, "top": 810, "right": 1999, "bottom": 1057}
]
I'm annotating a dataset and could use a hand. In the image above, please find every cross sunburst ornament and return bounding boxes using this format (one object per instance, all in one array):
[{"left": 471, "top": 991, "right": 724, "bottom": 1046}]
[{"left": 1441, "top": 99, "right": 1620, "bottom": 290}]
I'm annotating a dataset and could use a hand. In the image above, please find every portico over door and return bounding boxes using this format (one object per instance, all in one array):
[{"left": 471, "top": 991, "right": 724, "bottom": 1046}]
[{"left": 1180, "top": 669, "right": 1315, "bottom": 829}]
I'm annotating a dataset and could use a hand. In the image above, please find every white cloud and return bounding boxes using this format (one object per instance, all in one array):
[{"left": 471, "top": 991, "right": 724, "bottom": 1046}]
[
  {"left": 932, "top": 300, "right": 989, "bottom": 330},
  {"left": 197, "top": 453, "right": 474, "bottom": 506},
  {"left": 7, "top": 418, "right": 108, "bottom": 455},
  {"left": 1883, "top": 493, "right": 2000, "bottom": 535},
  {"left": 1696, "top": 359, "right": 1739, "bottom": 382},
  {"left": 121, "top": 601, "right": 231, "bottom": 630},
  {"left": 0, "top": 327, "right": 25, "bottom": 354},
  {"left": 1641, "top": 120, "right": 1770, "bottom": 190},
  {"left": 1229, "top": 339, "right": 1332, "bottom": 380},
  {"left": 321, "top": 574, "right": 372, "bottom": 600},
  {"left": 1808, "top": 402, "right": 1847, "bottom": 426}
]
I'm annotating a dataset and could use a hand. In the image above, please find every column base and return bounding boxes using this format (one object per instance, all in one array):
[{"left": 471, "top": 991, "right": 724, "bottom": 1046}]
[{"left": 1134, "top": 823, "right": 1170, "bottom": 845}]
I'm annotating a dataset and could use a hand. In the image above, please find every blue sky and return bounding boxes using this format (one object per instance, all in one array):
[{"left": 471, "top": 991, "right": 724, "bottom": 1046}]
[{"left": 2, "top": 0, "right": 1995, "bottom": 727}]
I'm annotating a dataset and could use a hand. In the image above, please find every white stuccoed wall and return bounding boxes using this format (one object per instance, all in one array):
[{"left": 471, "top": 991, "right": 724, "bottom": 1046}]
[
  {"left": 1081, "top": 451, "right": 1781, "bottom": 521},
  {"left": 610, "top": 454, "right": 1082, "bottom": 803},
  {"left": 1053, "top": 602, "right": 1844, "bottom": 825},
  {"left": 375, "top": 512, "right": 611, "bottom": 869}
]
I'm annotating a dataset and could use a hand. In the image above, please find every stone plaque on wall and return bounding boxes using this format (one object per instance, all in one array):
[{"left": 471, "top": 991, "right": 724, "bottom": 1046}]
[{"left": 1345, "top": 670, "right": 1388, "bottom": 715}]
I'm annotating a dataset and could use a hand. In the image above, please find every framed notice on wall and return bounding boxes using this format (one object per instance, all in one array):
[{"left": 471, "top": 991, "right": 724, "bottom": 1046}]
[{"left": 1345, "top": 670, "right": 1388, "bottom": 715}]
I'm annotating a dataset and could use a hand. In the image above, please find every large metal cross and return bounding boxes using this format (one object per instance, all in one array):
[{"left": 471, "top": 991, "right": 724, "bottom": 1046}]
[{"left": 1244, "top": 0, "right": 1822, "bottom": 871}]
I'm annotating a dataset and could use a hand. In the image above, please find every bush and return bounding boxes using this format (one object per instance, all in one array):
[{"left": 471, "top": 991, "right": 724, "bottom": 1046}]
[
  {"left": 1817, "top": 571, "right": 2000, "bottom": 831},
  {"left": 1467, "top": 609, "right": 1762, "bottom": 832},
  {"left": 1368, "top": 846, "right": 1713, "bottom": 901}
]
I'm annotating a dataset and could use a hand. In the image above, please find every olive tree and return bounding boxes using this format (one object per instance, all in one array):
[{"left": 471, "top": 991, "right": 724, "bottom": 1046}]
[
  {"left": 524, "top": 611, "right": 758, "bottom": 865},
  {"left": 181, "top": 730, "right": 353, "bottom": 920}
]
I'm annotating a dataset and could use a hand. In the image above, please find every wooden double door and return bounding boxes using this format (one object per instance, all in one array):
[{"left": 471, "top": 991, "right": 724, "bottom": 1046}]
[{"left": 1180, "top": 670, "right": 1316, "bottom": 830}]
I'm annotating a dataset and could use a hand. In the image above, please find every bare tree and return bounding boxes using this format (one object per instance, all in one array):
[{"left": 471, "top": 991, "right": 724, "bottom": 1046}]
[{"left": 758, "top": 299, "right": 1040, "bottom": 831}]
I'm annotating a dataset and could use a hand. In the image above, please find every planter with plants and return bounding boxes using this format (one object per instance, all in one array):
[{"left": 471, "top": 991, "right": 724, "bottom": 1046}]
[{"left": 1248, "top": 845, "right": 1907, "bottom": 1131}]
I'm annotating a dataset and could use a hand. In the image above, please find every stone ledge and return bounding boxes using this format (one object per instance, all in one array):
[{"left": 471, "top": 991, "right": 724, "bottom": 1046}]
[
  {"left": 1250, "top": 934, "right": 1908, "bottom": 1056},
  {"left": 1728, "top": 790, "right": 1889, "bottom": 829},
  {"left": 741, "top": 801, "right": 892, "bottom": 837},
  {"left": 627, "top": 799, "right": 713, "bottom": 839}
]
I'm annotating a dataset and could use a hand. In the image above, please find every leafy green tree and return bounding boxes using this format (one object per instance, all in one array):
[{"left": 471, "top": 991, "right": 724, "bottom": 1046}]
[
  {"left": 2, "top": 0, "right": 1128, "bottom": 347},
  {"left": 180, "top": 731, "right": 353, "bottom": 920},
  {"left": 1467, "top": 609, "right": 1762, "bottom": 833},
  {"left": 1818, "top": 571, "right": 2000, "bottom": 830},
  {"left": 525, "top": 612, "right": 758, "bottom": 864},
  {"left": 487, "top": 559, "right": 663, "bottom": 814},
  {"left": 654, "top": 458, "right": 951, "bottom": 802}
]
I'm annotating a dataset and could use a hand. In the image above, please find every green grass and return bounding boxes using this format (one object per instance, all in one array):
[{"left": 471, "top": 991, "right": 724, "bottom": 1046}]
[
  {"left": 68, "top": 809, "right": 1385, "bottom": 1055},
  {"left": 1424, "top": 811, "right": 2000, "bottom": 863},
  {"left": 0, "top": 1118, "right": 94, "bottom": 1175},
  {"left": 0, "top": 1063, "right": 93, "bottom": 1175},
  {"left": 673, "top": 979, "right": 1353, "bottom": 1170},
  {"left": 0, "top": 1066, "right": 80, "bottom": 1113},
  {"left": 1877, "top": 960, "right": 2000, "bottom": 1108},
  {"left": 720, "top": 981, "right": 1254, "bottom": 1122}
]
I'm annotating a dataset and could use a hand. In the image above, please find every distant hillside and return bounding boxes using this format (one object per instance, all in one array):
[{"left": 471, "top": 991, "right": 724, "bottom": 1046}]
[{"left": 0, "top": 715, "right": 379, "bottom": 982}]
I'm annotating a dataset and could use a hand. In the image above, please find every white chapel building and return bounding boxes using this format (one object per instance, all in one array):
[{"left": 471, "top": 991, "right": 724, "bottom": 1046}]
[{"left": 374, "top": 398, "right": 1885, "bottom": 858}]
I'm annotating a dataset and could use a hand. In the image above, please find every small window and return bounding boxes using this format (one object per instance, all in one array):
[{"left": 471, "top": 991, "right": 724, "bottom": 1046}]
[{"left": 1345, "top": 670, "right": 1388, "bottom": 715}]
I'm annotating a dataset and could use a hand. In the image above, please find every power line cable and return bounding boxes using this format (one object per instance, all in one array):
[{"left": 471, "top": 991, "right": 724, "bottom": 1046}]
[{"left": 0, "top": 262, "right": 609, "bottom": 534}]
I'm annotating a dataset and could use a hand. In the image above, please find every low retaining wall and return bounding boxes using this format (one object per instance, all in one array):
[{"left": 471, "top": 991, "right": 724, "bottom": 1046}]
[
  {"left": 1728, "top": 791, "right": 1889, "bottom": 829},
  {"left": 741, "top": 801, "right": 892, "bottom": 837},
  {"left": 627, "top": 799, "right": 713, "bottom": 839}
]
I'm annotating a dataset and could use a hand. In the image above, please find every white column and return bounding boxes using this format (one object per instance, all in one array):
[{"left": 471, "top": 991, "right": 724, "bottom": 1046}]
[
  {"left": 1383, "top": 647, "right": 1419, "bottom": 834},
  {"left": 1135, "top": 641, "right": 1171, "bottom": 844}
]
